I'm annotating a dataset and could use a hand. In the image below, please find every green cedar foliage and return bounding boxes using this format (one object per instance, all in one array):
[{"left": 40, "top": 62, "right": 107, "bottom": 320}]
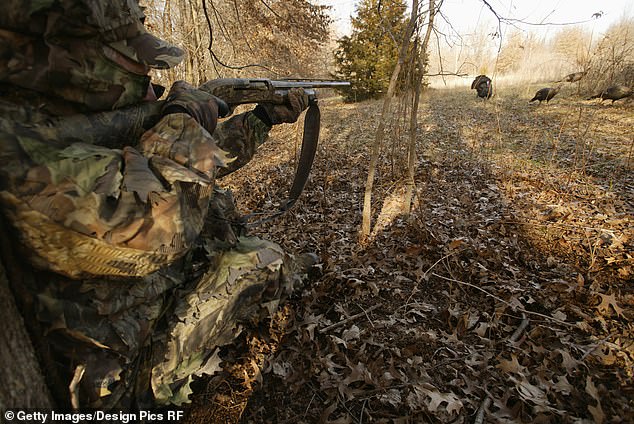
[{"left": 333, "top": 0, "right": 408, "bottom": 102}]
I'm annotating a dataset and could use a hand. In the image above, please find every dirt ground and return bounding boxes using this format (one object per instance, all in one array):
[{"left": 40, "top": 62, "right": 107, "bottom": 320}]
[{"left": 184, "top": 84, "right": 633, "bottom": 423}]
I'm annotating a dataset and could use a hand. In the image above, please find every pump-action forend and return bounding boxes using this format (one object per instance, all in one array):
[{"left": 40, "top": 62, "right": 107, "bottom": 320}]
[{"left": 198, "top": 78, "right": 351, "bottom": 108}]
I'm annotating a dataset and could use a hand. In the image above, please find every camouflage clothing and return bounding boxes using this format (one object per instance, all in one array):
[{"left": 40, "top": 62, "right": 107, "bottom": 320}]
[
  {"left": 20, "top": 224, "right": 302, "bottom": 408},
  {"left": 0, "top": 88, "right": 290, "bottom": 406},
  {"left": 0, "top": 0, "right": 184, "bottom": 69},
  {"left": 0, "top": 0, "right": 308, "bottom": 410},
  {"left": 0, "top": 27, "right": 152, "bottom": 111},
  {"left": 0, "top": 0, "right": 183, "bottom": 112},
  {"left": 0, "top": 96, "right": 270, "bottom": 278}
]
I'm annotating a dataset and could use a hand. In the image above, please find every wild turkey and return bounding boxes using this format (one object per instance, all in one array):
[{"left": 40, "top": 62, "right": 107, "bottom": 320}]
[
  {"left": 587, "top": 84, "right": 633, "bottom": 103},
  {"left": 557, "top": 71, "right": 586, "bottom": 83},
  {"left": 471, "top": 74, "right": 492, "bottom": 99},
  {"left": 529, "top": 86, "right": 561, "bottom": 104}
]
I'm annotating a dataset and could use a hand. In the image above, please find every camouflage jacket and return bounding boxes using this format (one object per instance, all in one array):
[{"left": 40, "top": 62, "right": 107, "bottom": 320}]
[
  {"left": 0, "top": 0, "right": 313, "bottom": 410},
  {"left": 0, "top": 12, "right": 273, "bottom": 278},
  {"left": 0, "top": 91, "right": 271, "bottom": 278},
  {"left": 0, "top": 90, "right": 310, "bottom": 408}
]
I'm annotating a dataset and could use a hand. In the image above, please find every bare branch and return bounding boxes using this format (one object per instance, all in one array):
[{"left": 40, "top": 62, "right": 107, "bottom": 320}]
[
  {"left": 424, "top": 71, "right": 468, "bottom": 77},
  {"left": 201, "top": 0, "right": 277, "bottom": 74},
  {"left": 232, "top": 0, "right": 254, "bottom": 54},
  {"left": 480, "top": 0, "right": 604, "bottom": 27},
  {"left": 258, "top": 0, "right": 283, "bottom": 20}
]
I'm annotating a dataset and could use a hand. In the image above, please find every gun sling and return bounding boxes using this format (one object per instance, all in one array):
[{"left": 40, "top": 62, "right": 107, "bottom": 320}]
[
  {"left": 283, "top": 101, "right": 320, "bottom": 210},
  {"left": 243, "top": 101, "right": 320, "bottom": 226}
]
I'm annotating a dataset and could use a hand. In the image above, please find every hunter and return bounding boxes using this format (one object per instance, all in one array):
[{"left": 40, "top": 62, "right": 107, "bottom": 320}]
[{"left": 0, "top": 0, "right": 315, "bottom": 408}]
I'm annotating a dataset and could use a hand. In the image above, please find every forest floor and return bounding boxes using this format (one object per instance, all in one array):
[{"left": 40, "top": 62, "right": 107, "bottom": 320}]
[{"left": 184, "top": 84, "right": 633, "bottom": 423}]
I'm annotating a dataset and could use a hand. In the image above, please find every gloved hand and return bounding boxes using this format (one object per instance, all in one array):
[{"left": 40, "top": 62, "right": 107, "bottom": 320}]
[
  {"left": 253, "top": 87, "right": 310, "bottom": 126},
  {"left": 162, "top": 80, "right": 229, "bottom": 134}
]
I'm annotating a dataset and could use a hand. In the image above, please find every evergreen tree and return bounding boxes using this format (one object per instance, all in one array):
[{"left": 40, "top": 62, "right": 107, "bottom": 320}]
[{"left": 333, "top": 0, "right": 408, "bottom": 101}]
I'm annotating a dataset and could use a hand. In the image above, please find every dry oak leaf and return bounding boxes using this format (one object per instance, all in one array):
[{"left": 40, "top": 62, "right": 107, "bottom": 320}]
[
  {"left": 497, "top": 354, "right": 528, "bottom": 376},
  {"left": 552, "top": 375, "right": 573, "bottom": 395},
  {"left": 595, "top": 293, "right": 625, "bottom": 317},
  {"left": 586, "top": 376, "right": 605, "bottom": 424},
  {"left": 557, "top": 349, "right": 581, "bottom": 372},
  {"left": 407, "top": 384, "right": 463, "bottom": 415},
  {"left": 510, "top": 376, "right": 548, "bottom": 405},
  {"left": 428, "top": 390, "right": 463, "bottom": 415}
]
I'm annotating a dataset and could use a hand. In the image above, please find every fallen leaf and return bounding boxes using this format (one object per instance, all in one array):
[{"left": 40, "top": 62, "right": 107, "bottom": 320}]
[
  {"left": 342, "top": 362, "right": 368, "bottom": 385},
  {"left": 552, "top": 375, "right": 573, "bottom": 395},
  {"left": 379, "top": 389, "right": 402, "bottom": 407},
  {"left": 589, "top": 403, "right": 605, "bottom": 424},
  {"left": 552, "top": 309, "right": 567, "bottom": 322},
  {"left": 511, "top": 376, "right": 548, "bottom": 405},
  {"left": 342, "top": 325, "right": 361, "bottom": 342},
  {"left": 595, "top": 293, "right": 625, "bottom": 317},
  {"left": 585, "top": 376, "right": 600, "bottom": 401},
  {"left": 448, "top": 238, "right": 466, "bottom": 250},
  {"left": 428, "top": 390, "right": 463, "bottom": 415},
  {"left": 497, "top": 354, "right": 527, "bottom": 375},
  {"left": 557, "top": 349, "right": 581, "bottom": 372}
]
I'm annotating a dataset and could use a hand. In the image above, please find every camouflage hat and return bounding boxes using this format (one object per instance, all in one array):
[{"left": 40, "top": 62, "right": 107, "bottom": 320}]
[{"left": 108, "top": 25, "right": 184, "bottom": 69}]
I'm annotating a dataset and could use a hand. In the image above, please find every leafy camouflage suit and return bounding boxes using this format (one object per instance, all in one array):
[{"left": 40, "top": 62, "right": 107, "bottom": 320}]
[{"left": 0, "top": 0, "right": 310, "bottom": 408}]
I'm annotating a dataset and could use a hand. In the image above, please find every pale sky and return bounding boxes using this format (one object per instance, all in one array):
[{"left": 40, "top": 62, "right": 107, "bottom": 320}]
[{"left": 318, "top": 0, "right": 633, "bottom": 39}]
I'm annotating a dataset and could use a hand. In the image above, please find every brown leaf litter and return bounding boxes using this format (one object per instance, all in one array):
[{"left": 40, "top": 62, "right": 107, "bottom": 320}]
[{"left": 183, "top": 87, "right": 633, "bottom": 423}]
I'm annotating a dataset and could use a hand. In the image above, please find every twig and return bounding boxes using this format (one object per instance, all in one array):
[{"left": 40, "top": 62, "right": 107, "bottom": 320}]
[
  {"left": 319, "top": 304, "right": 381, "bottom": 333},
  {"left": 474, "top": 396, "right": 492, "bottom": 424},
  {"left": 355, "top": 301, "right": 377, "bottom": 328},
  {"left": 424, "top": 72, "right": 469, "bottom": 77},
  {"left": 337, "top": 394, "right": 362, "bottom": 424},
  {"left": 431, "top": 273, "right": 575, "bottom": 327},
  {"left": 510, "top": 313, "right": 529, "bottom": 343},
  {"left": 201, "top": 0, "right": 276, "bottom": 73},
  {"left": 480, "top": 0, "right": 601, "bottom": 27},
  {"left": 498, "top": 219, "right": 617, "bottom": 234},
  {"left": 475, "top": 313, "right": 528, "bottom": 424},
  {"left": 431, "top": 272, "right": 510, "bottom": 306},
  {"left": 304, "top": 392, "right": 316, "bottom": 416},
  {"left": 401, "top": 249, "right": 461, "bottom": 309},
  {"left": 580, "top": 335, "right": 612, "bottom": 360},
  {"left": 359, "top": 399, "right": 367, "bottom": 424}
]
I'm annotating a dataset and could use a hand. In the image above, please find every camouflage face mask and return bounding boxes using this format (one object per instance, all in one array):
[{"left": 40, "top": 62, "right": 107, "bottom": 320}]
[{"left": 1, "top": 29, "right": 152, "bottom": 111}]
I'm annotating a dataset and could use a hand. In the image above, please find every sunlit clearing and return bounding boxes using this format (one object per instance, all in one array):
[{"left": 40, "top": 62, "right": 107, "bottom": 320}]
[{"left": 369, "top": 181, "right": 411, "bottom": 241}]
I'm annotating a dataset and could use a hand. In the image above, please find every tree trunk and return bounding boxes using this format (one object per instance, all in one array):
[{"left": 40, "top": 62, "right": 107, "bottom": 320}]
[
  {"left": 0, "top": 245, "right": 54, "bottom": 409},
  {"left": 360, "top": 0, "right": 420, "bottom": 242},
  {"left": 404, "top": 0, "right": 437, "bottom": 211}
]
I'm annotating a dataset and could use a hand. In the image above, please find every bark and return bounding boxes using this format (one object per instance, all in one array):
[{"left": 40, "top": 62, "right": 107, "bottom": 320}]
[
  {"left": 0, "top": 238, "right": 54, "bottom": 409},
  {"left": 189, "top": 2, "right": 206, "bottom": 84}
]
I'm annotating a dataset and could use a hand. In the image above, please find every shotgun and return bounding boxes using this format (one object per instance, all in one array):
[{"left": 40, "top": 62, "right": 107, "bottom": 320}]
[{"left": 48, "top": 78, "right": 350, "bottom": 211}]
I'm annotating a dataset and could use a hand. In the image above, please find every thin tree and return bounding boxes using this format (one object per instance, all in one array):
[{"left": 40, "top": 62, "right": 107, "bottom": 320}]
[
  {"left": 403, "top": 0, "right": 437, "bottom": 211},
  {"left": 360, "top": 0, "right": 420, "bottom": 242}
]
